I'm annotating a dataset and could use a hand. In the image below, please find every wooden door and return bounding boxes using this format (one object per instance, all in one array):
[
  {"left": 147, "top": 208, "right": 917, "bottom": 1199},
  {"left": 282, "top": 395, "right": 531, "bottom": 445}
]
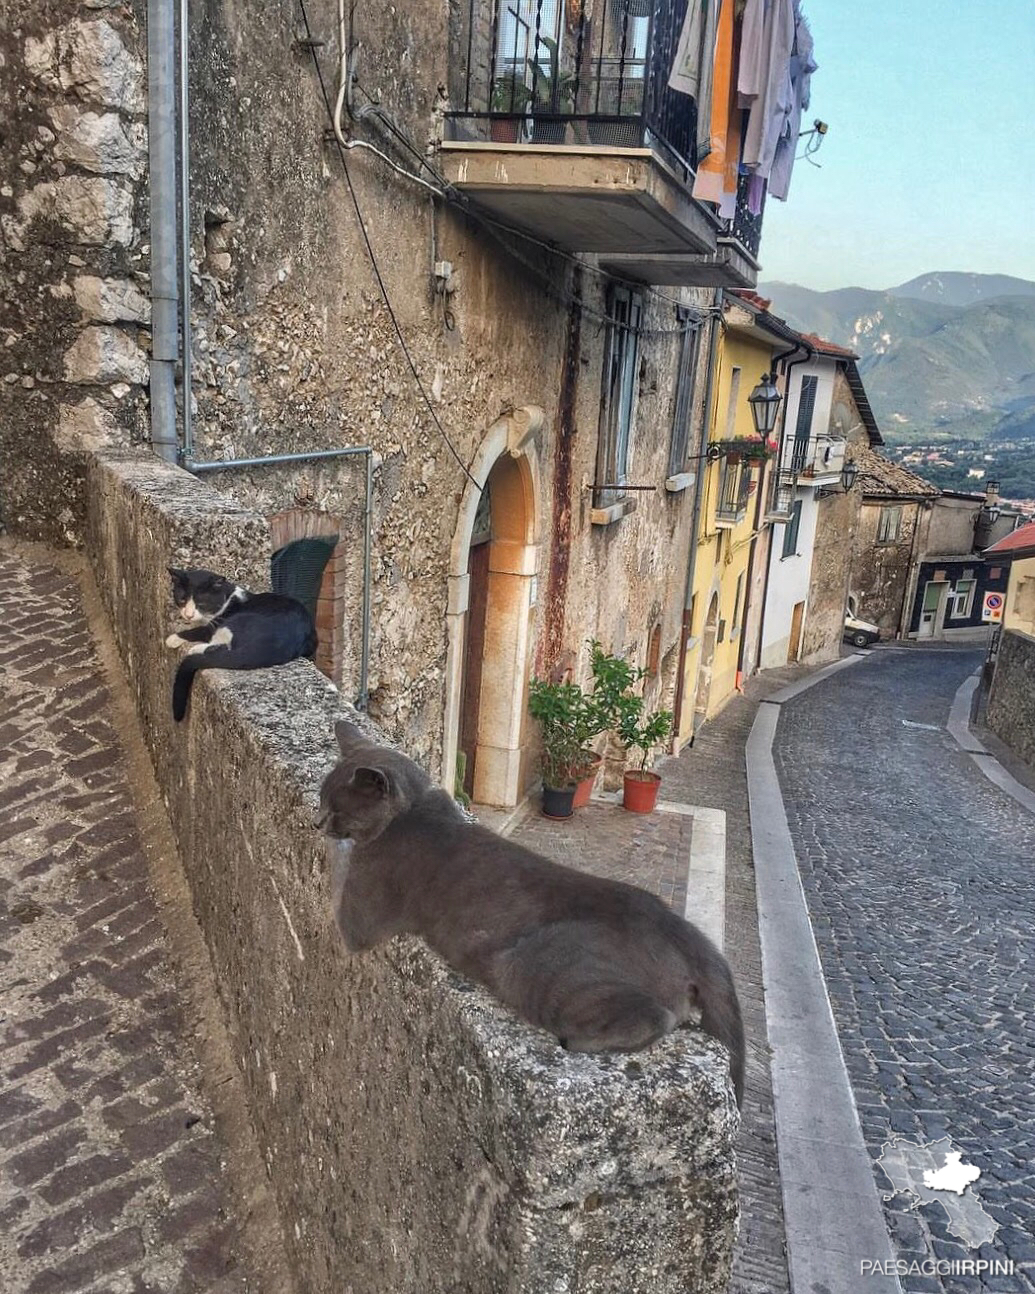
[{"left": 788, "top": 600, "right": 806, "bottom": 662}]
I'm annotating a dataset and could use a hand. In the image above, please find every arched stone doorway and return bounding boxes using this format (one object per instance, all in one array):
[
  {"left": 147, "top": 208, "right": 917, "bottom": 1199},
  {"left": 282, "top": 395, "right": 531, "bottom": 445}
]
[
  {"left": 442, "top": 408, "right": 542, "bottom": 808},
  {"left": 694, "top": 591, "right": 721, "bottom": 729}
]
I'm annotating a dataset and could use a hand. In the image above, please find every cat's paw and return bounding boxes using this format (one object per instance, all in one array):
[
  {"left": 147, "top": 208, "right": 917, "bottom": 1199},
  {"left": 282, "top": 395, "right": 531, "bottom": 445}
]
[{"left": 165, "top": 633, "right": 186, "bottom": 649}]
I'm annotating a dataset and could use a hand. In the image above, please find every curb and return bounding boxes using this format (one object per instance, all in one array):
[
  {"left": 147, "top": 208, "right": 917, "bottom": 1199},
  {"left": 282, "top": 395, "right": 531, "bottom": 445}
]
[
  {"left": 948, "top": 672, "right": 1035, "bottom": 816},
  {"left": 746, "top": 653, "right": 903, "bottom": 1294}
]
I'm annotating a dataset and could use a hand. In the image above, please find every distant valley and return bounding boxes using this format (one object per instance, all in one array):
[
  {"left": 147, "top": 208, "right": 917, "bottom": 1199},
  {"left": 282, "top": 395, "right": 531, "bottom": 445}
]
[{"left": 757, "top": 271, "right": 1035, "bottom": 503}]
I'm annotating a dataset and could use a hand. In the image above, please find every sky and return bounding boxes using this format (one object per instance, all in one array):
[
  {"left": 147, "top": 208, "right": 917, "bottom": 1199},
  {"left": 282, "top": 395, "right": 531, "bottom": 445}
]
[{"left": 758, "top": 0, "right": 1035, "bottom": 292}]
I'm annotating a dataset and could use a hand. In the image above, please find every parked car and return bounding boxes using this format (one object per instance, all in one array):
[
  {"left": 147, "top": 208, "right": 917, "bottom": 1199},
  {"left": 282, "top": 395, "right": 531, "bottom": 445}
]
[{"left": 844, "top": 597, "right": 880, "bottom": 648}]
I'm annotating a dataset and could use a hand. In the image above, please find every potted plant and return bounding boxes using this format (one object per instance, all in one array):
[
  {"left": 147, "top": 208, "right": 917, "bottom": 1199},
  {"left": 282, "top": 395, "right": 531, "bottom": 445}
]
[
  {"left": 489, "top": 71, "right": 532, "bottom": 142},
  {"left": 528, "top": 36, "right": 577, "bottom": 143},
  {"left": 616, "top": 694, "right": 673, "bottom": 814},
  {"left": 528, "top": 677, "right": 584, "bottom": 818}
]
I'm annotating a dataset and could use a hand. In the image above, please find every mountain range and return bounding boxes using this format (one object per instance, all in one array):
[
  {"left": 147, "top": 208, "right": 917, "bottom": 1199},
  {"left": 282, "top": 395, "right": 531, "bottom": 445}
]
[{"left": 757, "top": 272, "right": 1035, "bottom": 444}]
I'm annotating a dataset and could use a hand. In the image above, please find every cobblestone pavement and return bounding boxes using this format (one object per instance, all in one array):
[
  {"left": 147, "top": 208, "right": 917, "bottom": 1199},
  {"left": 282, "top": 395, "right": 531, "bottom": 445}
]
[
  {"left": 0, "top": 545, "right": 270, "bottom": 1294},
  {"left": 508, "top": 665, "right": 806, "bottom": 1294},
  {"left": 773, "top": 648, "right": 1035, "bottom": 1294}
]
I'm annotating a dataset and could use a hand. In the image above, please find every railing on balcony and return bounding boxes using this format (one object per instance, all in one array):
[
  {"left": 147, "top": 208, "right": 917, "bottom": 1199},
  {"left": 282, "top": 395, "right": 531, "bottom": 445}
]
[
  {"left": 719, "top": 170, "right": 765, "bottom": 261},
  {"left": 715, "top": 460, "right": 750, "bottom": 525},
  {"left": 447, "top": 0, "right": 698, "bottom": 178}
]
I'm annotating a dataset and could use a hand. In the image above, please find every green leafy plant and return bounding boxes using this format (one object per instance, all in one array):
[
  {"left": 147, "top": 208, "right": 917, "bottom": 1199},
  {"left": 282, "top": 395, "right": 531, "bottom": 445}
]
[
  {"left": 527, "top": 678, "right": 585, "bottom": 789},
  {"left": 711, "top": 434, "right": 779, "bottom": 462},
  {"left": 587, "top": 639, "right": 672, "bottom": 774},
  {"left": 528, "top": 36, "right": 577, "bottom": 113},
  {"left": 616, "top": 696, "right": 674, "bottom": 774},
  {"left": 490, "top": 70, "right": 533, "bottom": 114}
]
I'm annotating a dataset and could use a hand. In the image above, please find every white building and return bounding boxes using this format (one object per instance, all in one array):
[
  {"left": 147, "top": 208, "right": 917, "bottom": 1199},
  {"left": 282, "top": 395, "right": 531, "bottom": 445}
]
[{"left": 759, "top": 342, "right": 850, "bottom": 668}]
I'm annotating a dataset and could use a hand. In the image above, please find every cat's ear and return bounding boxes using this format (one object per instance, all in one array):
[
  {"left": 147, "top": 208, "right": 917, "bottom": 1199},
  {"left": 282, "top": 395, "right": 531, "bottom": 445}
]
[
  {"left": 334, "top": 719, "right": 365, "bottom": 754},
  {"left": 168, "top": 566, "right": 187, "bottom": 584},
  {"left": 351, "top": 766, "right": 391, "bottom": 798}
]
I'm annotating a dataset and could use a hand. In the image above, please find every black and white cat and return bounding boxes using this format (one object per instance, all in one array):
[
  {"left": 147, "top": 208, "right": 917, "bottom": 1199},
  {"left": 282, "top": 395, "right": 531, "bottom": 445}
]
[{"left": 166, "top": 567, "right": 318, "bottom": 721}]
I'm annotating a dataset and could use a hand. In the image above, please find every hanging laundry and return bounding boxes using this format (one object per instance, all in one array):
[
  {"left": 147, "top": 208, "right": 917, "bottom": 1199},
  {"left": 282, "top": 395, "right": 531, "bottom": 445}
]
[
  {"left": 693, "top": 0, "right": 736, "bottom": 204},
  {"left": 737, "top": 0, "right": 766, "bottom": 104},
  {"left": 668, "top": 0, "right": 722, "bottom": 159},
  {"left": 769, "top": 6, "right": 816, "bottom": 200},
  {"left": 740, "top": 0, "right": 794, "bottom": 178}
]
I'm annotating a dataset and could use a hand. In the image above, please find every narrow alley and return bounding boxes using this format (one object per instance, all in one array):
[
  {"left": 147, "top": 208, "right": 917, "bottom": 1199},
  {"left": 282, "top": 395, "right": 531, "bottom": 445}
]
[{"left": 773, "top": 649, "right": 1035, "bottom": 1293}]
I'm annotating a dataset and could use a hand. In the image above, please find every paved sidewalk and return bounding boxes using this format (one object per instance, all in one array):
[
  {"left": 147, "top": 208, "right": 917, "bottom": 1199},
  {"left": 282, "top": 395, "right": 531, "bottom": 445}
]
[
  {"left": 0, "top": 545, "right": 278, "bottom": 1294},
  {"left": 505, "top": 665, "right": 810, "bottom": 1294}
]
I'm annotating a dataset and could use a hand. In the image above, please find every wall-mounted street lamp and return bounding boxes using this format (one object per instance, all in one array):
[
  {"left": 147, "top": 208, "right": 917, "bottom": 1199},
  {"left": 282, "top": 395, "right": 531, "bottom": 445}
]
[
  {"left": 840, "top": 459, "right": 858, "bottom": 492},
  {"left": 983, "top": 480, "right": 1002, "bottom": 525},
  {"left": 747, "top": 373, "right": 782, "bottom": 437}
]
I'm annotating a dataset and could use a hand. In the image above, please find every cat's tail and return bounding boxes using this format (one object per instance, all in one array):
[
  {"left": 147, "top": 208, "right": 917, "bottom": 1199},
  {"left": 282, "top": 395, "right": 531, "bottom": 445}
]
[
  {"left": 172, "top": 646, "right": 234, "bottom": 722},
  {"left": 672, "top": 921, "right": 745, "bottom": 1108},
  {"left": 697, "top": 953, "right": 745, "bottom": 1110}
]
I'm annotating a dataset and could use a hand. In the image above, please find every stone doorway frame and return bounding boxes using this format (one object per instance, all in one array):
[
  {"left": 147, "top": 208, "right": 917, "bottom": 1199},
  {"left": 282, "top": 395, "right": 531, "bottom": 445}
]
[{"left": 442, "top": 407, "right": 543, "bottom": 808}]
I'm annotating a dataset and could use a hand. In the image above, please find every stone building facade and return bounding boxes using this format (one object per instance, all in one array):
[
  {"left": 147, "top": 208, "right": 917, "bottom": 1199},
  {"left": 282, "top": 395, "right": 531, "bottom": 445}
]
[
  {"left": 0, "top": 1, "right": 152, "bottom": 544},
  {"left": 3, "top": 0, "right": 787, "bottom": 808}
]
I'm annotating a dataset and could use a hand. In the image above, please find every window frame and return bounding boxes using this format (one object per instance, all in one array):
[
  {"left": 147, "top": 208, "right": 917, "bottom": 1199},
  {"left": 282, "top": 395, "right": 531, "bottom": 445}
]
[
  {"left": 781, "top": 499, "right": 803, "bottom": 558},
  {"left": 667, "top": 310, "right": 702, "bottom": 479},
  {"left": 790, "top": 374, "right": 818, "bottom": 474},
  {"left": 595, "top": 285, "right": 643, "bottom": 509},
  {"left": 948, "top": 578, "right": 976, "bottom": 620},
  {"left": 876, "top": 505, "right": 903, "bottom": 544}
]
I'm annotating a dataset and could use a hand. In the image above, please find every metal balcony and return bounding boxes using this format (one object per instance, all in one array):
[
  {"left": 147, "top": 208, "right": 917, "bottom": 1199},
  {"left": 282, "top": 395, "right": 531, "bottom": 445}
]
[
  {"left": 442, "top": 0, "right": 731, "bottom": 278},
  {"left": 799, "top": 436, "right": 847, "bottom": 482}
]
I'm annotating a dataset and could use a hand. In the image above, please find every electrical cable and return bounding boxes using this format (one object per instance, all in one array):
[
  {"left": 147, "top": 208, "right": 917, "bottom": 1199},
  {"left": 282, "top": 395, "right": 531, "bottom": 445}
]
[{"left": 297, "top": 0, "right": 479, "bottom": 489}]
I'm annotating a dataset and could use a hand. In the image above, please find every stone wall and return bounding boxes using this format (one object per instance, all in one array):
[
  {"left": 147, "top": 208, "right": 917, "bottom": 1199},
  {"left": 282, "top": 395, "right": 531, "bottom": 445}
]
[
  {"left": 986, "top": 629, "right": 1035, "bottom": 771},
  {"left": 82, "top": 445, "right": 740, "bottom": 1294},
  {"left": 851, "top": 498, "right": 930, "bottom": 638},
  {"left": 0, "top": 1, "right": 149, "bottom": 542}
]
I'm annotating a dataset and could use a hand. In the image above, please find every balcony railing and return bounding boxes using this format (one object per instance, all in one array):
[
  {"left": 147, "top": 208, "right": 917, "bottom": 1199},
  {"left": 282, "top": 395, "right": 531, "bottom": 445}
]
[
  {"left": 719, "top": 170, "right": 765, "bottom": 261},
  {"left": 447, "top": 0, "right": 698, "bottom": 178}
]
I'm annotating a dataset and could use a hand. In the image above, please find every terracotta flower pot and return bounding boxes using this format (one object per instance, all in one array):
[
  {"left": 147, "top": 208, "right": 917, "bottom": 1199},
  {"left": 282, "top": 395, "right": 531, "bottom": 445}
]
[
  {"left": 490, "top": 118, "right": 521, "bottom": 143},
  {"left": 542, "top": 783, "right": 577, "bottom": 819},
  {"left": 622, "top": 770, "right": 661, "bottom": 814},
  {"left": 572, "top": 753, "right": 603, "bottom": 809}
]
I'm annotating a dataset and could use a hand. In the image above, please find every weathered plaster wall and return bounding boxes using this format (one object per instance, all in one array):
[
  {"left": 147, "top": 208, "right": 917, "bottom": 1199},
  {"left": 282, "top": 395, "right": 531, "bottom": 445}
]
[
  {"left": 800, "top": 382, "right": 868, "bottom": 663},
  {"left": 987, "top": 629, "right": 1035, "bottom": 772},
  {"left": 1004, "top": 554, "right": 1035, "bottom": 634},
  {"left": 83, "top": 445, "right": 741, "bottom": 1294},
  {"left": 0, "top": 1, "right": 149, "bottom": 541},
  {"left": 169, "top": 0, "right": 715, "bottom": 786},
  {"left": 851, "top": 499, "right": 929, "bottom": 638}
]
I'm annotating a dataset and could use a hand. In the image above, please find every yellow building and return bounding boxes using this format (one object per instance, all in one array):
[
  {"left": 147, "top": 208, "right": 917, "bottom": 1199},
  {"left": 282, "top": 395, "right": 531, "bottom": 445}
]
[
  {"left": 985, "top": 521, "right": 1035, "bottom": 634},
  {"left": 676, "top": 296, "right": 788, "bottom": 747}
]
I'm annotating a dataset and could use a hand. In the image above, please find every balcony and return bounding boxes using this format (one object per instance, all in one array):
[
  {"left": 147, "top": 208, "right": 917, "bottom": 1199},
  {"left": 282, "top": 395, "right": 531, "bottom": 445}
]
[
  {"left": 714, "top": 461, "right": 751, "bottom": 527},
  {"left": 442, "top": 0, "right": 758, "bottom": 285},
  {"left": 799, "top": 435, "right": 846, "bottom": 483}
]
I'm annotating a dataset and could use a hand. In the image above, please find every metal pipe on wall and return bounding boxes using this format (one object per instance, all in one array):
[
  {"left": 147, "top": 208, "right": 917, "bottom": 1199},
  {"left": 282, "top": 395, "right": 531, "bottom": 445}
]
[
  {"left": 187, "top": 447, "right": 375, "bottom": 710},
  {"left": 178, "top": 0, "right": 193, "bottom": 461},
  {"left": 146, "top": 0, "right": 180, "bottom": 463}
]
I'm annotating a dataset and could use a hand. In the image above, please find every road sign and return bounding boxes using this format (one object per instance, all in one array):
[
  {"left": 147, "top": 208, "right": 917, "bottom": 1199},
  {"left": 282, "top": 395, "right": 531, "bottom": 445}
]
[{"left": 982, "top": 591, "right": 1004, "bottom": 623}]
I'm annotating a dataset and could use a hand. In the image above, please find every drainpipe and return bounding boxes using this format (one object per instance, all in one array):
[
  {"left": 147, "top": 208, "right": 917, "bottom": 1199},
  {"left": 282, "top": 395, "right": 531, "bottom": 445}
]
[
  {"left": 178, "top": 0, "right": 193, "bottom": 461},
  {"left": 751, "top": 336, "right": 815, "bottom": 672},
  {"left": 187, "top": 446, "right": 375, "bottom": 711},
  {"left": 146, "top": 0, "right": 179, "bottom": 463},
  {"left": 672, "top": 289, "right": 722, "bottom": 745}
]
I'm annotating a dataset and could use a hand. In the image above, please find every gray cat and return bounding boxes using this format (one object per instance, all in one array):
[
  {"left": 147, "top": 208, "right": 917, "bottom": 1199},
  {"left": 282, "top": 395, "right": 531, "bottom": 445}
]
[{"left": 320, "top": 721, "right": 745, "bottom": 1105}]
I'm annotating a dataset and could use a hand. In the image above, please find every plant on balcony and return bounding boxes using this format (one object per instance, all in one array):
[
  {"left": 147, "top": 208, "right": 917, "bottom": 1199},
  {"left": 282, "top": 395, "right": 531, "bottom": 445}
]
[
  {"left": 710, "top": 434, "right": 779, "bottom": 464},
  {"left": 528, "top": 36, "right": 577, "bottom": 143},
  {"left": 489, "top": 71, "right": 532, "bottom": 142}
]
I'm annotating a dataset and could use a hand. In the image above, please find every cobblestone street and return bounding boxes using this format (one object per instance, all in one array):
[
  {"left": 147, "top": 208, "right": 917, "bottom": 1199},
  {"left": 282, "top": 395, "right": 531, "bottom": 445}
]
[
  {"left": 0, "top": 545, "right": 285, "bottom": 1294},
  {"left": 773, "top": 648, "right": 1035, "bottom": 1294}
]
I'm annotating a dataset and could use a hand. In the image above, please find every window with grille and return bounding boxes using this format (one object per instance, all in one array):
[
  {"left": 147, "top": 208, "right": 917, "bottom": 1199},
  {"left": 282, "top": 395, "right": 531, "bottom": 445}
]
[
  {"left": 595, "top": 285, "right": 643, "bottom": 506},
  {"left": 667, "top": 311, "right": 701, "bottom": 478}
]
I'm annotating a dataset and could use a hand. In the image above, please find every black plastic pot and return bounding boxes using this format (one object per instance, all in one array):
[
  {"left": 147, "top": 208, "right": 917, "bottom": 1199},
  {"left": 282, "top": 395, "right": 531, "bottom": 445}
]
[{"left": 541, "top": 783, "right": 577, "bottom": 819}]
